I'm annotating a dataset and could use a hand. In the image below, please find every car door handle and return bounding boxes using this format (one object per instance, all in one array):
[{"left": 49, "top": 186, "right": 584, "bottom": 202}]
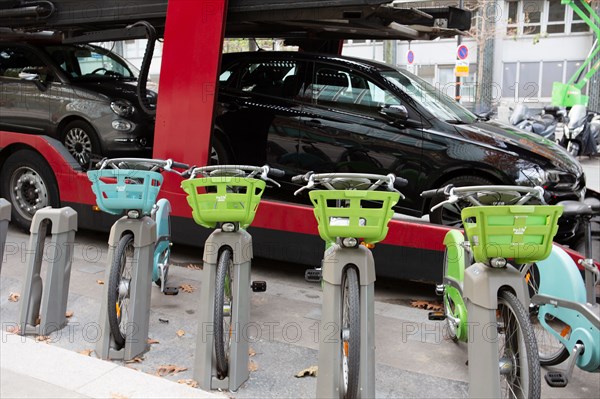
[{"left": 305, "top": 119, "right": 321, "bottom": 127}]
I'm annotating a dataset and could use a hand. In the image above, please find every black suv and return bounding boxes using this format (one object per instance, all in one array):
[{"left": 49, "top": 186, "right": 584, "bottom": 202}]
[
  {"left": 0, "top": 40, "right": 155, "bottom": 166},
  {"left": 213, "top": 51, "right": 585, "bottom": 233}
]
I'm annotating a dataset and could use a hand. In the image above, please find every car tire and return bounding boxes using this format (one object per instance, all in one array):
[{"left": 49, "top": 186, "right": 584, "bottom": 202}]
[
  {"left": 0, "top": 149, "right": 60, "bottom": 232},
  {"left": 61, "top": 120, "right": 101, "bottom": 168},
  {"left": 210, "top": 135, "right": 232, "bottom": 165},
  {"left": 429, "top": 175, "right": 495, "bottom": 226}
]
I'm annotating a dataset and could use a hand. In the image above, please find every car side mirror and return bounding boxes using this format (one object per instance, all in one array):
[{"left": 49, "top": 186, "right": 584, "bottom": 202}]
[
  {"left": 380, "top": 104, "right": 409, "bottom": 121},
  {"left": 18, "top": 69, "right": 49, "bottom": 91},
  {"left": 379, "top": 104, "right": 421, "bottom": 128},
  {"left": 18, "top": 71, "right": 40, "bottom": 81}
]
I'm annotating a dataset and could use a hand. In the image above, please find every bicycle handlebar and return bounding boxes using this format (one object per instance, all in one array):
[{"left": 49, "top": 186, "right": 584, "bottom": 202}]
[
  {"left": 96, "top": 158, "right": 190, "bottom": 175},
  {"left": 292, "top": 171, "right": 405, "bottom": 198},
  {"left": 185, "top": 164, "right": 283, "bottom": 187},
  {"left": 422, "top": 184, "right": 547, "bottom": 212}
]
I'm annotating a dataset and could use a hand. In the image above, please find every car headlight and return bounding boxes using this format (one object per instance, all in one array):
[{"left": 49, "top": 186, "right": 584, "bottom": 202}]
[
  {"left": 520, "top": 167, "right": 558, "bottom": 187},
  {"left": 520, "top": 167, "right": 576, "bottom": 190},
  {"left": 110, "top": 99, "right": 135, "bottom": 117}
]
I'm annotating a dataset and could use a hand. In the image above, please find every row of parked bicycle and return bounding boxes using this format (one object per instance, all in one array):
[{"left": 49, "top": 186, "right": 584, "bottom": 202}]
[
  {"left": 509, "top": 104, "right": 600, "bottom": 158},
  {"left": 86, "top": 158, "right": 599, "bottom": 398}
]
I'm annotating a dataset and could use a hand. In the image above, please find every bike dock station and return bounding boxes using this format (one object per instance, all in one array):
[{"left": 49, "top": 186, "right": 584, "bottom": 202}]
[
  {"left": 317, "top": 244, "right": 377, "bottom": 398},
  {"left": 193, "top": 230, "right": 253, "bottom": 391},
  {"left": 96, "top": 216, "right": 156, "bottom": 361},
  {"left": 463, "top": 263, "right": 530, "bottom": 398},
  {"left": 0, "top": 198, "right": 10, "bottom": 271},
  {"left": 17, "top": 207, "right": 77, "bottom": 336}
]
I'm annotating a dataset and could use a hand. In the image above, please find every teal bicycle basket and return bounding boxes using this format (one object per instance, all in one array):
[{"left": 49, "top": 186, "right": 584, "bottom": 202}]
[
  {"left": 87, "top": 169, "right": 164, "bottom": 215},
  {"left": 181, "top": 176, "right": 266, "bottom": 229},
  {"left": 309, "top": 189, "right": 400, "bottom": 244},
  {"left": 461, "top": 205, "right": 563, "bottom": 264}
]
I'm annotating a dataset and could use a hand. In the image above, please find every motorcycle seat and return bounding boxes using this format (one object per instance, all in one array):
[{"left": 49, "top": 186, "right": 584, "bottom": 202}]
[{"left": 558, "top": 200, "right": 594, "bottom": 217}]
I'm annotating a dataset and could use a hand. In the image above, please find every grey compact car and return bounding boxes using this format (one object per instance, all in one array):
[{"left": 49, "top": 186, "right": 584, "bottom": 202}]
[{"left": 0, "top": 40, "right": 155, "bottom": 166}]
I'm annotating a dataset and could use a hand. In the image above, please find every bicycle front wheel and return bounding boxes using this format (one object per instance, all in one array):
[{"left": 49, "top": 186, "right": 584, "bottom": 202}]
[
  {"left": 215, "top": 248, "right": 233, "bottom": 379},
  {"left": 497, "top": 290, "right": 541, "bottom": 399},
  {"left": 340, "top": 266, "right": 360, "bottom": 399},
  {"left": 108, "top": 233, "right": 135, "bottom": 350}
]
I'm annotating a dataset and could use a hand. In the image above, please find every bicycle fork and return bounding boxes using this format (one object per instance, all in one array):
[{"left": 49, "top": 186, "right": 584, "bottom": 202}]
[{"left": 316, "top": 244, "right": 376, "bottom": 398}]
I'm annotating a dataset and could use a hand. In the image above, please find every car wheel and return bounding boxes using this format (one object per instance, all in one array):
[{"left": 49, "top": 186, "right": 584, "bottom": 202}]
[
  {"left": 429, "top": 175, "right": 494, "bottom": 227},
  {"left": 0, "top": 150, "right": 60, "bottom": 231},
  {"left": 210, "top": 136, "right": 231, "bottom": 165},
  {"left": 61, "top": 120, "right": 101, "bottom": 167}
]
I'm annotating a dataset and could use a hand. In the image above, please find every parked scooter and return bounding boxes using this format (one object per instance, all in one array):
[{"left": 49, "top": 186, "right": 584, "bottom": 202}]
[
  {"left": 509, "top": 104, "right": 564, "bottom": 141},
  {"left": 556, "top": 104, "right": 600, "bottom": 157}
]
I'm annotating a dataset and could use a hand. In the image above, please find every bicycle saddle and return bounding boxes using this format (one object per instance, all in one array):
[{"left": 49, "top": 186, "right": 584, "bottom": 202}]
[{"left": 330, "top": 177, "right": 372, "bottom": 190}]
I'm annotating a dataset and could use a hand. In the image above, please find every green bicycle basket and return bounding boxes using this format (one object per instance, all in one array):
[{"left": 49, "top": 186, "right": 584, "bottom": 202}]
[
  {"left": 309, "top": 189, "right": 400, "bottom": 244},
  {"left": 87, "top": 169, "right": 163, "bottom": 215},
  {"left": 181, "top": 176, "right": 266, "bottom": 229},
  {"left": 461, "top": 205, "right": 563, "bottom": 264}
]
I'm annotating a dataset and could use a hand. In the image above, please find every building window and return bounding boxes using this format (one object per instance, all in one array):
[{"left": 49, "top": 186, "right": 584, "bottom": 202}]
[
  {"left": 506, "top": 1, "right": 519, "bottom": 35},
  {"left": 519, "top": 62, "right": 540, "bottom": 99},
  {"left": 570, "top": 0, "right": 590, "bottom": 33},
  {"left": 523, "top": 0, "right": 543, "bottom": 35},
  {"left": 546, "top": 0, "right": 566, "bottom": 33},
  {"left": 541, "top": 61, "right": 563, "bottom": 97},
  {"left": 502, "top": 63, "right": 518, "bottom": 98}
]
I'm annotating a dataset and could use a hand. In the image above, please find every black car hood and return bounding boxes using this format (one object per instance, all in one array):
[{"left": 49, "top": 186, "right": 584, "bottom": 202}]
[
  {"left": 69, "top": 79, "right": 156, "bottom": 104},
  {"left": 453, "top": 120, "right": 583, "bottom": 176}
]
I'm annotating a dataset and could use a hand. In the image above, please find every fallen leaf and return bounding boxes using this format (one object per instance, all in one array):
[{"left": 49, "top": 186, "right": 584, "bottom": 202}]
[
  {"left": 410, "top": 300, "right": 443, "bottom": 312},
  {"left": 156, "top": 364, "right": 188, "bottom": 377},
  {"left": 177, "top": 379, "right": 199, "bottom": 388},
  {"left": 110, "top": 393, "right": 129, "bottom": 399},
  {"left": 295, "top": 365, "right": 318, "bottom": 378},
  {"left": 35, "top": 316, "right": 41, "bottom": 326},
  {"left": 125, "top": 357, "right": 144, "bottom": 364},
  {"left": 248, "top": 360, "right": 258, "bottom": 372},
  {"left": 96, "top": 280, "right": 104, "bottom": 285},
  {"left": 125, "top": 365, "right": 138, "bottom": 371},
  {"left": 147, "top": 338, "right": 160, "bottom": 345},
  {"left": 36, "top": 335, "right": 51, "bottom": 343},
  {"left": 6, "top": 325, "right": 20, "bottom": 334},
  {"left": 8, "top": 293, "right": 20, "bottom": 302},
  {"left": 65, "top": 311, "right": 74, "bottom": 318},
  {"left": 79, "top": 349, "right": 94, "bottom": 356},
  {"left": 176, "top": 329, "right": 185, "bottom": 337},
  {"left": 249, "top": 347, "right": 256, "bottom": 357},
  {"left": 179, "top": 283, "right": 195, "bottom": 293},
  {"left": 187, "top": 264, "right": 202, "bottom": 270}
]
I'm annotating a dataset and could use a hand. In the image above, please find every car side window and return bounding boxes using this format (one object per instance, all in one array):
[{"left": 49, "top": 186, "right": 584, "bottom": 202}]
[
  {"left": 309, "top": 64, "right": 400, "bottom": 116},
  {"left": 0, "top": 46, "right": 49, "bottom": 80},
  {"left": 237, "top": 60, "right": 306, "bottom": 99}
]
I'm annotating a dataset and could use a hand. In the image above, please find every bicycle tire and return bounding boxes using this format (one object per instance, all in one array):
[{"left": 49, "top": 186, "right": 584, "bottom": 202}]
[
  {"left": 215, "top": 248, "right": 233, "bottom": 378},
  {"left": 341, "top": 266, "right": 360, "bottom": 399},
  {"left": 522, "top": 263, "right": 570, "bottom": 366},
  {"left": 108, "top": 234, "right": 135, "bottom": 350},
  {"left": 497, "top": 290, "right": 541, "bottom": 399}
]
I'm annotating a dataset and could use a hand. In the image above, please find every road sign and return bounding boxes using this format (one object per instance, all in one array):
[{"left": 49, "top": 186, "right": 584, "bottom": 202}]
[
  {"left": 457, "top": 44, "right": 469, "bottom": 60},
  {"left": 455, "top": 60, "right": 469, "bottom": 77},
  {"left": 407, "top": 50, "right": 415, "bottom": 65}
]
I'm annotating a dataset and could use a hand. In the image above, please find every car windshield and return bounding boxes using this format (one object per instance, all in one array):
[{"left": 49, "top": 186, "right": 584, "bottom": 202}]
[
  {"left": 44, "top": 44, "right": 138, "bottom": 80},
  {"left": 381, "top": 68, "right": 477, "bottom": 124}
]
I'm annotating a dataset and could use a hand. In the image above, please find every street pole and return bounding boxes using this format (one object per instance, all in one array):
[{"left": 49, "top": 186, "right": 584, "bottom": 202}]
[{"left": 455, "top": 0, "right": 464, "bottom": 103}]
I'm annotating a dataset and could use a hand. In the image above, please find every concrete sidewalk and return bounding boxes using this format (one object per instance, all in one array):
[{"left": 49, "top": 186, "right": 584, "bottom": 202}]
[{"left": 0, "top": 330, "right": 224, "bottom": 399}]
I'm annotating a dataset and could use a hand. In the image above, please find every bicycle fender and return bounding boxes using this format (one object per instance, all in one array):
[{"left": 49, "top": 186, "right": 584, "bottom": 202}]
[
  {"left": 536, "top": 245, "right": 585, "bottom": 303},
  {"left": 443, "top": 230, "right": 468, "bottom": 284}
]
